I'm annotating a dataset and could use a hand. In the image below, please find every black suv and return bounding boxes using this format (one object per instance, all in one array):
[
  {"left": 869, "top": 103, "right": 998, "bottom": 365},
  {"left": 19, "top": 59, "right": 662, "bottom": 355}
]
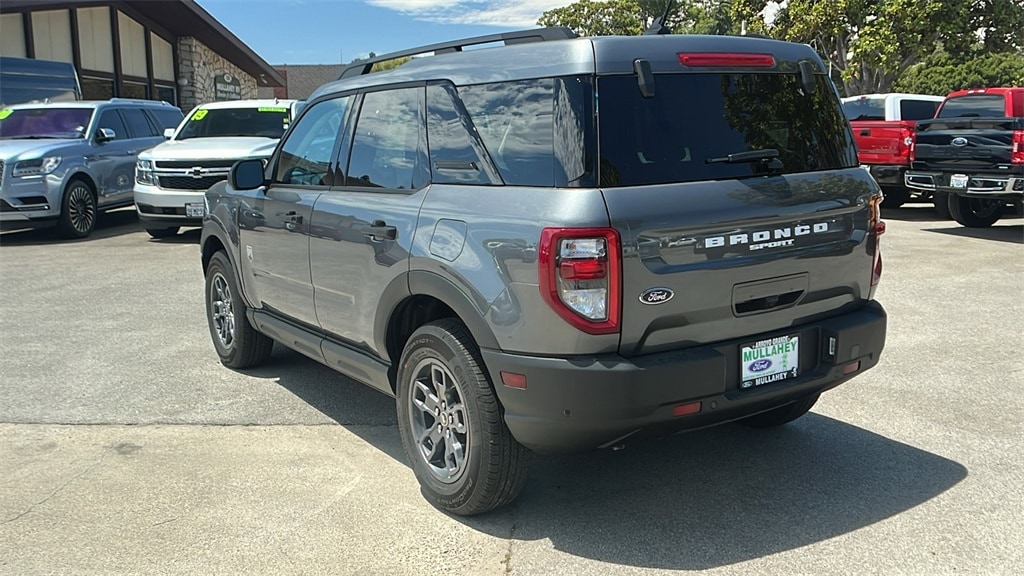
[{"left": 200, "top": 28, "right": 887, "bottom": 515}]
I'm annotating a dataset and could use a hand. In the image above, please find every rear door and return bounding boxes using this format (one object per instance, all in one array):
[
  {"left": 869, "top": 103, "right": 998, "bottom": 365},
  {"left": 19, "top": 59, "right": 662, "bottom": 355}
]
[
  {"left": 309, "top": 86, "right": 428, "bottom": 353},
  {"left": 595, "top": 70, "right": 879, "bottom": 357}
]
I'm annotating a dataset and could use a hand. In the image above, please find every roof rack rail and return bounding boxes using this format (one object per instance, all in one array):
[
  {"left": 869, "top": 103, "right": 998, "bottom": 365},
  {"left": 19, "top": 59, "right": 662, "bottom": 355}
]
[{"left": 337, "top": 27, "right": 578, "bottom": 80}]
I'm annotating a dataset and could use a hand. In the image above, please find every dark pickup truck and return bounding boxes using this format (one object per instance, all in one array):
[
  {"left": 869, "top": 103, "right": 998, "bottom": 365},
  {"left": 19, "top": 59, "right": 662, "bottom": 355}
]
[{"left": 905, "top": 87, "right": 1024, "bottom": 227}]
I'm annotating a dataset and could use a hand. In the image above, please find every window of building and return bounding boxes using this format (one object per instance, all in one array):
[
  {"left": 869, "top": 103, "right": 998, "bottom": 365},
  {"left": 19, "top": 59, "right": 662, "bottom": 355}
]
[
  {"left": 81, "top": 76, "right": 115, "bottom": 100},
  {"left": 32, "top": 9, "right": 73, "bottom": 63},
  {"left": 121, "top": 80, "right": 148, "bottom": 100},
  {"left": 77, "top": 7, "right": 114, "bottom": 73},
  {"left": 1, "top": 13, "right": 27, "bottom": 58},
  {"left": 347, "top": 87, "right": 428, "bottom": 190},
  {"left": 96, "top": 109, "right": 128, "bottom": 140},
  {"left": 151, "top": 33, "right": 174, "bottom": 82},
  {"left": 117, "top": 11, "right": 147, "bottom": 78},
  {"left": 154, "top": 85, "right": 176, "bottom": 105}
]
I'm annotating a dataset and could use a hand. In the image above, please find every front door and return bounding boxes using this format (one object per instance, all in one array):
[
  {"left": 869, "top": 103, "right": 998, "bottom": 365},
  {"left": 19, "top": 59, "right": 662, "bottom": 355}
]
[
  {"left": 238, "top": 95, "right": 352, "bottom": 328},
  {"left": 88, "top": 108, "right": 137, "bottom": 205}
]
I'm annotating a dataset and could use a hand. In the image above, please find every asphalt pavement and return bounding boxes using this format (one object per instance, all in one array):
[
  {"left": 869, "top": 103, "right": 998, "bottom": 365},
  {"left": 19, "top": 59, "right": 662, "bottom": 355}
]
[{"left": 1, "top": 205, "right": 1022, "bottom": 575}]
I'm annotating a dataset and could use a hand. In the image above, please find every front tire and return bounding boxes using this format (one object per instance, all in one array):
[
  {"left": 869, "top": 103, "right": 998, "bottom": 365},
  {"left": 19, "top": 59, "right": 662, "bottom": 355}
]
[
  {"left": 205, "top": 251, "right": 273, "bottom": 368},
  {"left": 397, "top": 319, "right": 529, "bottom": 515},
  {"left": 146, "top": 227, "right": 180, "bottom": 239},
  {"left": 56, "top": 178, "right": 97, "bottom": 239},
  {"left": 739, "top": 394, "right": 819, "bottom": 428},
  {"left": 948, "top": 194, "right": 1002, "bottom": 228}
]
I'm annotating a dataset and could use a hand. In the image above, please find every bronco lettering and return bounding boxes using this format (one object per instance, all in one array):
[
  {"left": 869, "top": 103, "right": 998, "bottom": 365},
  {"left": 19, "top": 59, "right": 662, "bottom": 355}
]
[{"left": 704, "top": 222, "right": 830, "bottom": 250}]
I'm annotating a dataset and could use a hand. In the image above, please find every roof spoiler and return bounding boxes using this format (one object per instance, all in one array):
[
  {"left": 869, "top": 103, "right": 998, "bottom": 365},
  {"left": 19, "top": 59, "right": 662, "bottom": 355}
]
[{"left": 337, "top": 27, "right": 578, "bottom": 80}]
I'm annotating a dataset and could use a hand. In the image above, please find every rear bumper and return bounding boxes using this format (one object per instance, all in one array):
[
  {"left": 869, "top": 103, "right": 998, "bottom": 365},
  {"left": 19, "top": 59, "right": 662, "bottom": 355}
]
[
  {"left": 483, "top": 300, "right": 886, "bottom": 453},
  {"left": 905, "top": 170, "right": 1024, "bottom": 198}
]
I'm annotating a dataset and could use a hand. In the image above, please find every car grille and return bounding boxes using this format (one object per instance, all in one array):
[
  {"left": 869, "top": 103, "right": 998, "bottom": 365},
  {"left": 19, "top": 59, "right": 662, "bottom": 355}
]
[
  {"left": 158, "top": 175, "right": 227, "bottom": 190},
  {"left": 155, "top": 160, "right": 238, "bottom": 169},
  {"left": 136, "top": 203, "right": 186, "bottom": 216}
]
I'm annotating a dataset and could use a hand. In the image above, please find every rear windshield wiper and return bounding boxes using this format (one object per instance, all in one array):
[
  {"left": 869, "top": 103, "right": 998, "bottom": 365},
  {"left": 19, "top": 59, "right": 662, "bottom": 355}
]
[{"left": 706, "top": 149, "right": 780, "bottom": 164}]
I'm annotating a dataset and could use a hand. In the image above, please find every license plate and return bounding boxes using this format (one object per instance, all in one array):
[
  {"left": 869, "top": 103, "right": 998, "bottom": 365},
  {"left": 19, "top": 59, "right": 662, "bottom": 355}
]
[
  {"left": 950, "top": 174, "right": 969, "bottom": 188},
  {"left": 186, "top": 202, "right": 206, "bottom": 218},
  {"left": 741, "top": 335, "right": 799, "bottom": 389}
]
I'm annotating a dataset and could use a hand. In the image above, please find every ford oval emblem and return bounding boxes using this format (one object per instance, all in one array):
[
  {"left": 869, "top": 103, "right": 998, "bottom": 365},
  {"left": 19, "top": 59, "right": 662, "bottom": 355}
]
[
  {"left": 639, "top": 287, "right": 674, "bottom": 305},
  {"left": 749, "top": 359, "right": 772, "bottom": 372},
  {"left": 951, "top": 137, "right": 968, "bottom": 147}
]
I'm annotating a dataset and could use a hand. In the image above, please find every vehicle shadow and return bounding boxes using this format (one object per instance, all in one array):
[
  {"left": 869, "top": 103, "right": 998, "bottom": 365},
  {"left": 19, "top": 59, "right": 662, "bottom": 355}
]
[
  {"left": 0, "top": 207, "right": 141, "bottom": 245},
  {"left": 879, "top": 204, "right": 946, "bottom": 222},
  {"left": 923, "top": 223, "right": 1024, "bottom": 244},
  {"left": 149, "top": 227, "right": 202, "bottom": 244},
  {"left": 254, "top": 347, "right": 966, "bottom": 570}
]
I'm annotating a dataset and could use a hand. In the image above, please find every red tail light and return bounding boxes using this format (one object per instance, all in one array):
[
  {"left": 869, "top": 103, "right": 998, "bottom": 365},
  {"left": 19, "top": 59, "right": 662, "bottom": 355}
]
[
  {"left": 678, "top": 53, "right": 775, "bottom": 68},
  {"left": 1012, "top": 129, "right": 1024, "bottom": 164},
  {"left": 539, "top": 228, "right": 621, "bottom": 335},
  {"left": 898, "top": 126, "right": 913, "bottom": 160}
]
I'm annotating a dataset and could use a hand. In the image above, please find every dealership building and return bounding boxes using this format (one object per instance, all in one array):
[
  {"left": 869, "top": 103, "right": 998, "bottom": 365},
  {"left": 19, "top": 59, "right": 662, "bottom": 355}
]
[{"left": 0, "top": 0, "right": 284, "bottom": 111}]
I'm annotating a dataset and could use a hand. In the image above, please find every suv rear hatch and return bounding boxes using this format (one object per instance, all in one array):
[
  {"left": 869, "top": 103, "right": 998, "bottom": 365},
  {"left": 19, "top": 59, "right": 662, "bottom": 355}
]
[{"left": 594, "top": 65, "right": 880, "bottom": 357}]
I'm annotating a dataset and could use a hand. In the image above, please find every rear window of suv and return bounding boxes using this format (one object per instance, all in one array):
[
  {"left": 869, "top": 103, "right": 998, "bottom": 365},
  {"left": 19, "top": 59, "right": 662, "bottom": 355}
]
[{"left": 597, "top": 73, "right": 857, "bottom": 187}]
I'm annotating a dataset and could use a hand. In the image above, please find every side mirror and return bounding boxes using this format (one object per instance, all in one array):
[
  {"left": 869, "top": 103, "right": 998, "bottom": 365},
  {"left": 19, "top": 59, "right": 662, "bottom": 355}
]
[
  {"left": 95, "top": 128, "right": 116, "bottom": 143},
  {"left": 163, "top": 128, "right": 175, "bottom": 139},
  {"left": 230, "top": 159, "right": 266, "bottom": 190}
]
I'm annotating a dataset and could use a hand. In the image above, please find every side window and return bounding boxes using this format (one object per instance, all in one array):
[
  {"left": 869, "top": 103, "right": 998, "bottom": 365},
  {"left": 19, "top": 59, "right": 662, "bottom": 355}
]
[
  {"left": 347, "top": 87, "right": 428, "bottom": 190},
  {"left": 148, "top": 108, "right": 185, "bottom": 131},
  {"left": 899, "top": 99, "right": 941, "bottom": 121},
  {"left": 122, "top": 108, "right": 158, "bottom": 137},
  {"left": 96, "top": 109, "right": 129, "bottom": 140},
  {"left": 459, "top": 79, "right": 555, "bottom": 186},
  {"left": 274, "top": 96, "right": 350, "bottom": 187},
  {"left": 426, "top": 83, "right": 490, "bottom": 185}
]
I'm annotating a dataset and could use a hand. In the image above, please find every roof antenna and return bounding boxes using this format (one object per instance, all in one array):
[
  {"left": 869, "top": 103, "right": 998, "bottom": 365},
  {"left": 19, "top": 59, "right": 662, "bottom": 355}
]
[{"left": 644, "top": 0, "right": 675, "bottom": 35}]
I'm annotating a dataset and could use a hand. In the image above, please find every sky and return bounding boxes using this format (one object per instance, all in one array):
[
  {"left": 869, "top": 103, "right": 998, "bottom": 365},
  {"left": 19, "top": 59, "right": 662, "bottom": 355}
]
[{"left": 197, "top": 0, "right": 578, "bottom": 65}]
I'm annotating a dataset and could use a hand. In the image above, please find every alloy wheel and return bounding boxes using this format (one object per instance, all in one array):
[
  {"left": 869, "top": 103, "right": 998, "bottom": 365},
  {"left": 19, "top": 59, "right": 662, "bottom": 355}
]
[
  {"left": 408, "top": 358, "right": 470, "bottom": 483},
  {"left": 209, "top": 272, "right": 235, "bottom": 348}
]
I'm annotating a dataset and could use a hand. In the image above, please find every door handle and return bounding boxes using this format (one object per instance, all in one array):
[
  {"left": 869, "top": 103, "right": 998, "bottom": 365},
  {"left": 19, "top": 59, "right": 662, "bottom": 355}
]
[
  {"left": 284, "top": 211, "right": 302, "bottom": 230},
  {"left": 361, "top": 219, "right": 398, "bottom": 241},
  {"left": 859, "top": 129, "right": 870, "bottom": 136}
]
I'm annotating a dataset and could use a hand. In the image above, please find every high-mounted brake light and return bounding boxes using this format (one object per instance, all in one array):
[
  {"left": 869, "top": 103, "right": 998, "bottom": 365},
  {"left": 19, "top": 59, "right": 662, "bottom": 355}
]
[
  {"left": 677, "top": 53, "right": 776, "bottom": 68},
  {"left": 539, "top": 228, "right": 621, "bottom": 335},
  {"left": 1012, "top": 129, "right": 1024, "bottom": 164}
]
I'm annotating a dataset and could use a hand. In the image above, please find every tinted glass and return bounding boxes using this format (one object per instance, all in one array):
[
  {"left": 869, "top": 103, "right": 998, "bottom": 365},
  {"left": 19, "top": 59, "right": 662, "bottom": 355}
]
[
  {"left": 122, "top": 107, "right": 157, "bottom": 137},
  {"left": 148, "top": 108, "right": 184, "bottom": 131},
  {"left": 81, "top": 77, "right": 114, "bottom": 100},
  {"left": 347, "top": 87, "right": 428, "bottom": 190},
  {"left": 459, "top": 79, "right": 555, "bottom": 186},
  {"left": 899, "top": 99, "right": 941, "bottom": 121},
  {"left": 0, "top": 107, "right": 93, "bottom": 139},
  {"left": 597, "top": 74, "right": 857, "bottom": 187},
  {"left": 426, "top": 83, "right": 490, "bottom": 185},
  {"left": 177, "top": 107, "right": 291, "bottom": 140},
  {"left": 842, "top": 97, "right": 885, "bottom": 121},
  {"left": 937, "top": 95, "right": 1006, "bottom": 118},
  {"left": 96, "top": 109, "right": 128, "bottom": 140},
  {"left": 275, "top": 96, "right": 350, "bottom": 187}
]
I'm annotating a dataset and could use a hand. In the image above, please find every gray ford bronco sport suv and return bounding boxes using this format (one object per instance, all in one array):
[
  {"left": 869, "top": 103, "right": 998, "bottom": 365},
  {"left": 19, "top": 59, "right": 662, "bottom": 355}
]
[{"left": 200, "top": 28, "right": 887, "bottom": 515}]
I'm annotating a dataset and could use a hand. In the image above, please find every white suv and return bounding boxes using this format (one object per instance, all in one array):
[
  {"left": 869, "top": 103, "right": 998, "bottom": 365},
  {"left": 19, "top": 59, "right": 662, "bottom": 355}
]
[{"left": 134, "top": 99, "right": 300, "bottom": 238}]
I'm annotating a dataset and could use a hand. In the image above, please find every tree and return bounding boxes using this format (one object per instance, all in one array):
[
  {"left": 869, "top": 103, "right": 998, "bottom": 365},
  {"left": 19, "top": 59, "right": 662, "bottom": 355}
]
[
  {"left": 729, "top": 0, "right": 1024, "bottom": 96},
  {"left": 896, "top": 52, "right": 1024, "bottom": 95},
  {"left": 538, "top": 0, "right": 739, "bottom": 37}
]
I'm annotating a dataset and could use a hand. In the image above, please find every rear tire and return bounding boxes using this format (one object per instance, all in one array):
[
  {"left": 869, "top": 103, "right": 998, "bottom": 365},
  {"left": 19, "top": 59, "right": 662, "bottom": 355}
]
[
  {"left": 948, "top": 194, "right": 1002, "bottom": 228},
  {"left": 146, "top": 227, "right": 180, "bottom": 239},
  {"left": 56, "top": 178, "right": 97, "bottom": 239},
  {"left": 397, "top": 319, "right": 529, "bottom": 515},
  {"left": 204, "top": 251, "right": 273, "bottom": 368},
  {"left": 739, "top": 394, "right": 819, "bottom": 428},
  {"left": 881, "top": 186, "right": 908, "bottom": 209},
  {"left": 932, "top": 191, "right": 952, "bottom": 219}
]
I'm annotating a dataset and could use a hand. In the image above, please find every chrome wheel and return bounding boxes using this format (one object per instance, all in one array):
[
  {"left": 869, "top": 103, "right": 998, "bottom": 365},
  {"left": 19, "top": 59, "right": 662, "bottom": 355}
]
[
  {"left": 209, "top": 271, "right": 235, "bottom": 349},
  {"left": 66, "top": 184, "right": 96, "bottom": 235},
  {"left": 408, "top": 358, "right": 470, "bottom": 484}
]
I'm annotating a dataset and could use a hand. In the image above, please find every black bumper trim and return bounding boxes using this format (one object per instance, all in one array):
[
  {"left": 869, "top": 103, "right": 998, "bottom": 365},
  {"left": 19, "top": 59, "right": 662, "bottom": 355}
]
[{"left": 483, "top": 301, "right": 886, "bottom": 453}]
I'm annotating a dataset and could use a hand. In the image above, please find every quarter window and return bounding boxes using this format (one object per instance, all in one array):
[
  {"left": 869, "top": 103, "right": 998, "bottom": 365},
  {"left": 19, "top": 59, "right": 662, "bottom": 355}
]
[
  {"left": 426, "top": 83, "right": 491, "bottom": 185},
  {"left": 274, "top": 96, "right": 350, "bottom": 187},
  {"left": 347, "top": 87, "right": 428, "bottom": 190}
]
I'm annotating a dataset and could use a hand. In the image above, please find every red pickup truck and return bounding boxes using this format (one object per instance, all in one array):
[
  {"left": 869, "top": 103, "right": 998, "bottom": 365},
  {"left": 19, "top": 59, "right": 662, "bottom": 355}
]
[{"left": 842, "top": 93, "right": 945, "bottom": 210}]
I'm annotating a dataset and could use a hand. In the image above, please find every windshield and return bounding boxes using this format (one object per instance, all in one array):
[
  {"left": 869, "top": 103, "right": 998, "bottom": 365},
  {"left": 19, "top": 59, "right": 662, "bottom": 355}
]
[
  {"left": 597, "top": 73, "right": 857, "bottom": 187},
  {"left": 175, "top": 106, "right": 291, "bottom": 140},
  {"left": 0, "top": 107, "right": 92, "bottom": 139}
]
